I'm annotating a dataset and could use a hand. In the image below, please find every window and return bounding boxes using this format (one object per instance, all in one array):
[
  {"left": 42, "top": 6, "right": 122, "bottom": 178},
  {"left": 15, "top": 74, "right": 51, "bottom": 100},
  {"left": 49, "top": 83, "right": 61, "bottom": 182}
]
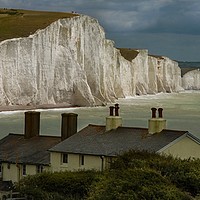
[
  {"left": 107, "top": 157, "right": 114, "bottom": 169},
  {"left": 0, "top": 163, "right": 2, "bottom": 175},
  {"left": 79, "top": 155, "right": 84, "bottom": 166},
  {"left": 22, "top": 164, "right": 26, "bottom": 176},
  {"left": 7, "top": 163, "right": 10, "bottom": 169},
  {"left": 62, "top": 153, "right": 68, "bottom": 164},
  {"left": 37, "top": 165, "right": 43, "bottom": 173}
]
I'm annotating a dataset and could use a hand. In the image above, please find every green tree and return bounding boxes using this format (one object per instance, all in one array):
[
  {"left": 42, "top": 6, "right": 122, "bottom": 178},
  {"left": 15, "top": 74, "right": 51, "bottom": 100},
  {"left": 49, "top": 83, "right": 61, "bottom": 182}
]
[
  {"left": 18, "top": 170, "right": 100, "bottom": 200},
  {"left": 87, "top": 168, "right": 192, "bottom": 200},
  {"left": 110, "top": 150, "right": 200, "bottom": 197}
]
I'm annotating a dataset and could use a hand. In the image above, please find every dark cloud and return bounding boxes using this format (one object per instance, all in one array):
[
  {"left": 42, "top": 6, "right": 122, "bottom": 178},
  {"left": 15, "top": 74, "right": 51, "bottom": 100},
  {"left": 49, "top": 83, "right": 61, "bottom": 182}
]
[
  {"left": 142, "top": 1, "right": 200, "bottom": 35},
  {"left": 109, "top": 32, "right": 200, "bottom": 61},
  {"left": 0, "top": 0, "right": 200, "bottom": 61}
]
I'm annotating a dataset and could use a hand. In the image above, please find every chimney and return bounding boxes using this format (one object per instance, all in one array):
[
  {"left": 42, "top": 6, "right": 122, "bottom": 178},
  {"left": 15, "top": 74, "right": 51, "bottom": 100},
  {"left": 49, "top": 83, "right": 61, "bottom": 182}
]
[
  {"left": 61, "top": 113, "right": 78, "bottom": 141},
  {"left": 151, "top": 107, "right": 157, "bottom": 118},
  {"left": 109, "top": 106, "right": 115, "bottom": 116},
  {"left": 114, "top": 103, "right": 119, "bottom": 116},
  {"left": 148, "top": 107, "right": 166, "bottom": 134},
  {"left": 106, "top": 104, "right": 122, "bottom": 131},
  {"left": 24, "top": 111, "right": 40, "bottom": 139},
  {"left": 158, "top": 108, "right": 163, "bottom": 118}
]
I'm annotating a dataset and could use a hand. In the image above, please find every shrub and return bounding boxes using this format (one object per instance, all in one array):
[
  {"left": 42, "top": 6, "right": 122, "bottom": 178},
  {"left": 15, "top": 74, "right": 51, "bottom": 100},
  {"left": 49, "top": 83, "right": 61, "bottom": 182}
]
[
  {"left": 87, "top": 168, "right": 192, "bottom": 200},
  {"left": 110, "top": 150, "right": 200, "bottom": 197},
  {"left": 18, "top": 170, "right": 100, "bottom": 200}
]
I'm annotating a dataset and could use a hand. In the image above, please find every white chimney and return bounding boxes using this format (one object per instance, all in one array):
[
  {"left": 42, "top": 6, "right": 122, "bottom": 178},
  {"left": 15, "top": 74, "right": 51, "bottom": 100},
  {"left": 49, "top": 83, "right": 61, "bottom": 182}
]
[
  {"left": 148, "top": 108, "right": 166, "bottom": 134},
  {"left": 106, "top": 104, "right": 122, "bottom": 131}
]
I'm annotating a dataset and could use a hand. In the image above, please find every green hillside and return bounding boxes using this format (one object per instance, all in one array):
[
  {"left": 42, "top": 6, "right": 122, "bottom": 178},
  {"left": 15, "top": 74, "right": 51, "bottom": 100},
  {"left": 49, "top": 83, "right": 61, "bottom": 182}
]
[
  {"left": 118, "top": 48, "right": 139, "bottom": 61},
  {"left": 0, "top": 8, "right": 78, "bottom": 42}
]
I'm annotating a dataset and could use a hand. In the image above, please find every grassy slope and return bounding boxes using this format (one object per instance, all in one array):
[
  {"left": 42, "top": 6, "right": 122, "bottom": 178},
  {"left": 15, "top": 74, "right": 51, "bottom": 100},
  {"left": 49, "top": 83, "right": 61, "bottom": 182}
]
[
  {"left": 181, "top": 67, "right": 197, "bottom": 76},
  {"left": 0, "top": 8, "right": 78, "bottom": 42},
  {"left": 118, "top": 48, "right": 139, "bottom": 61}
]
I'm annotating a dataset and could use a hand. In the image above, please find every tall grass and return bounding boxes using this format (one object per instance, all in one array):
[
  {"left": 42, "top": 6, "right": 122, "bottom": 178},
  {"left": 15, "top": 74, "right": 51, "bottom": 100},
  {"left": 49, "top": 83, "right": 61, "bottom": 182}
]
[{"left": 0, "top": 8, "right": 78, "bottom": 42}]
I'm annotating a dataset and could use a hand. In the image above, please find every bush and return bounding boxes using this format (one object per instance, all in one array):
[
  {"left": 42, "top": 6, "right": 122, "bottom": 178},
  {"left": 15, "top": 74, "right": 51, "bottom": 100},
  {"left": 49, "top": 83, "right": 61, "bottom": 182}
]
[
  {"left": 18, "top": 170, "right": 100, "bottom": 200},
  {"left": 110, "top": 150, "right": 200, "bottom": 197},
  {"left": 87, "top": 168, "right": 192, "bottom": 200}
]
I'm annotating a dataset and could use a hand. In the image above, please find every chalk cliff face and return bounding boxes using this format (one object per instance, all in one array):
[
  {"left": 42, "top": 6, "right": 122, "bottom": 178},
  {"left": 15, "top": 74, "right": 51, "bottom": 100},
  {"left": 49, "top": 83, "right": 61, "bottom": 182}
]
[
  {"left": 148, "top": 55, "right": 183, "bottom": 94},
  {"left": 0, "top": 15, "right": 183, "bottom": 107},
  {"left": 182, "top": 69, "right": 200, "bottom": 90}
]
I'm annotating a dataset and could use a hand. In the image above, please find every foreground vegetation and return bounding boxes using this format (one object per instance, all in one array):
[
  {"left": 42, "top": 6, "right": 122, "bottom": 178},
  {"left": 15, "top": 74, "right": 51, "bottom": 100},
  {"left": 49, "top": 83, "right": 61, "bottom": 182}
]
[
  {"left": 0, "top": 8, "right": 78, "bottom": 42},
  {"left": 17, "top": 150, "right": 200, "bottom": 199}
]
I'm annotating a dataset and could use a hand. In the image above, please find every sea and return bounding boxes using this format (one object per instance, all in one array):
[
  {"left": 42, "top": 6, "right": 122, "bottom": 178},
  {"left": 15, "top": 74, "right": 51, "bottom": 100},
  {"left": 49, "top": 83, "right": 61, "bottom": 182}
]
[
  {"left": 0, "top": 62, "right": 199, "bottom": 140},
  {"left": 0, "top": 91, "right": 200, "bottom": 140}
]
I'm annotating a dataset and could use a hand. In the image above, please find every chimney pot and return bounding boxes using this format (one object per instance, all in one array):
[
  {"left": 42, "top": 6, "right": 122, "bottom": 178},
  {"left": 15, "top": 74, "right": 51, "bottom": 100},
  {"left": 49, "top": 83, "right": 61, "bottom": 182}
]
[
  {"left": 109, "top": 106, "right": 115, "bottom": 116},
  {"left": 151, "top": 107, "right": 157, "bottom": 118},
  {"left": 114, "top": 103, "right": 119, "bottom": 116},
  {"left": 158, "top": 108, "right": 163, "bottom": 118}
]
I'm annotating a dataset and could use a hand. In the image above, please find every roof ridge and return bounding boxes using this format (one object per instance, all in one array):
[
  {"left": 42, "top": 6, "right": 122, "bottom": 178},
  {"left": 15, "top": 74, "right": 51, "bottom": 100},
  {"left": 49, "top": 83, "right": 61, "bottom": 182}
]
[
  {"left": 187, "top": 132, "right": 200, "bottom": 143},
  {"left": 117, "top": 126, "right": 148, "bottom": 130},
  {"left": 88, "top": 124, "right": 105, "bottom": 127},
  {"left": 162, "top": 129, "right": 188, "bottom": 133},
  {"left": 8, "top": 133, "right": 24, "bottom": 136},
  {"left": 36, "top": 135, "right": 61, "bottom": 139},
  {"left": 7, "top": 133, "right": 61, "bottom": 139}
]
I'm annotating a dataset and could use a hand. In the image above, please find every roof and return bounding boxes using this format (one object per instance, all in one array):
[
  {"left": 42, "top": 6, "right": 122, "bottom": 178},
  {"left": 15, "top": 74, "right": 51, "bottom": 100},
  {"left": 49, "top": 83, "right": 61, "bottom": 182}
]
[
  {"left": 0, "top": 134, "right": 61, "bottom": 165},
  {"left": 49, "top": 124, "right": 188, "bottom": 156}
]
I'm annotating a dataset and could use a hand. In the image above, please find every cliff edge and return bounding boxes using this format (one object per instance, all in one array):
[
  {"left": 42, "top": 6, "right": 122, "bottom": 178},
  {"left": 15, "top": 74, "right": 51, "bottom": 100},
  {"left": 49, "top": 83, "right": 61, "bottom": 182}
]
[
  {"left": 182, "top": 69, "right": 200, "bottom": 90},
  {"left": 0, "top": 14, "right": 183, "bottom": 107}
]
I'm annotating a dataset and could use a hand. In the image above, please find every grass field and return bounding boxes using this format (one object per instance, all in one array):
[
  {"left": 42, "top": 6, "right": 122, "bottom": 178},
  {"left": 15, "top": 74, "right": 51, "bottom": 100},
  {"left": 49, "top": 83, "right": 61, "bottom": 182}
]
[
  {"left": 0, "top": 8, "right": 78, "bottom": 42},
  {"left": 118, "top": 48, "right": 139, "bottom": 61}
]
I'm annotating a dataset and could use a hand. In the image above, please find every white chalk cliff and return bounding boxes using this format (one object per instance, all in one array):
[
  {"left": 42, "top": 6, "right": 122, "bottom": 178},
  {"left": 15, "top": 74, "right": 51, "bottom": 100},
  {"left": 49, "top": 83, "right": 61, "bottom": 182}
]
[
  {"left": 0, "top": 15, "right": 184, "bottom": 107},
  {"left": 182, "top": 69, "right": 200, "bottom": 90}
]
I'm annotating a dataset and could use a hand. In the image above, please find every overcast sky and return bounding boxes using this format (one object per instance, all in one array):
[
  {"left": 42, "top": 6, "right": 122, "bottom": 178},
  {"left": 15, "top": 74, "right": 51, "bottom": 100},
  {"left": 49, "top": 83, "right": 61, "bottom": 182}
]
[{"left": 1, "top": 0, "right": 200, "bottom": 61}]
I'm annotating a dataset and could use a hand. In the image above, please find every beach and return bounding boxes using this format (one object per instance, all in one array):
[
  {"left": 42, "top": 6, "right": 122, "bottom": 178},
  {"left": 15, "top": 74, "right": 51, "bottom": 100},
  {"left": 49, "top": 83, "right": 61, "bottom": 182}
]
[{"left": 0, "top": 103, "right": 73, "bottom": 112}]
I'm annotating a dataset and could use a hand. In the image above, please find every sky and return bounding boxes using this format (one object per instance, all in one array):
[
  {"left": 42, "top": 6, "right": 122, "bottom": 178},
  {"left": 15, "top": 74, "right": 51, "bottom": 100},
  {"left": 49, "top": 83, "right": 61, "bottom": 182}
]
[{"left": 0, "top": 0, "right": 200, "bottom": 61}]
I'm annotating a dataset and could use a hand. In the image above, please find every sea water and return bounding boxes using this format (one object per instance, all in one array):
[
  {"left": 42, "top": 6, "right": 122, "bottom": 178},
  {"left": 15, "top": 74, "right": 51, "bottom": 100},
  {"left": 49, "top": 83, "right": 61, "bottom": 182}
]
[{"left": 0, "top": 91, "right": 199, "bottom": 139}]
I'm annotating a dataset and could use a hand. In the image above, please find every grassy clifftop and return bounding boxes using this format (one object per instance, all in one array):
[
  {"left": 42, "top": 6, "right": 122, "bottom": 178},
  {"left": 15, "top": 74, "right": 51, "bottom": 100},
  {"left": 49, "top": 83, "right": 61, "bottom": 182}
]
[
  {"left": 0, "top": 8, "right": 78, "bottom": 42},
  {"left": 118, "top": 48, "right": 139, "bottom": 61}
]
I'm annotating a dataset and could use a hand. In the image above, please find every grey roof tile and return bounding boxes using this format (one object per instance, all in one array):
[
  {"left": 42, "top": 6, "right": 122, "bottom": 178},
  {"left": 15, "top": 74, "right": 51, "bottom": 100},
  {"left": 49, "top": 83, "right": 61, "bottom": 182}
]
[
  {"left": 49, "top": 124, "right": 188, "bottom": 156},
  {"left": 0, "top": 134, "right": 61, "bottom": 165}
]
